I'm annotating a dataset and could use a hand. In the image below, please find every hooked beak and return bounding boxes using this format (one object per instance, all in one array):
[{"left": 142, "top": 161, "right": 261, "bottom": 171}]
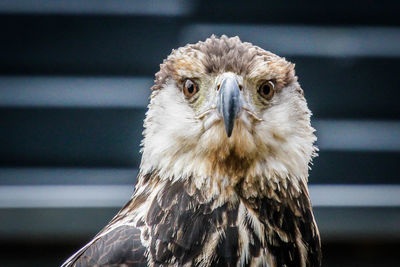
[{"left": 217, "top": 75, "right": 242, "bottom": 137}]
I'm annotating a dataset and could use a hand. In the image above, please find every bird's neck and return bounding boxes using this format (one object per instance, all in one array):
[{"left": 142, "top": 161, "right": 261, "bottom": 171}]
[
  {"left": 132, "top": 165, "right": 307, "bottom": 212},
  {"left": 138, "top": 147, "right": 309, "bottom": 202}
]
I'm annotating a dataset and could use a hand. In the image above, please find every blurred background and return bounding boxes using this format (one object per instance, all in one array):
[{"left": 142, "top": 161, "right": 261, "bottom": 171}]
[{"left": 0, "top": 0, "right": 400, "bottom": 266}]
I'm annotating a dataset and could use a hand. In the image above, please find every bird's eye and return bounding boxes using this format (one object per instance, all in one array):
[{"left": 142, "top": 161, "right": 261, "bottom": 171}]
[
  {"left": 258, "top": 81, "right": 275, "bottom": 100},
  {"left": 183, "top": 79, "right": 199, "bottom": 98}
]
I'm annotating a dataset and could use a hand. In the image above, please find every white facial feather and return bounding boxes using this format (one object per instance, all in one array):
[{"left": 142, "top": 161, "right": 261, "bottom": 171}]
[{"left": 141, "top": 73, "right": 316, "bottom": 197}]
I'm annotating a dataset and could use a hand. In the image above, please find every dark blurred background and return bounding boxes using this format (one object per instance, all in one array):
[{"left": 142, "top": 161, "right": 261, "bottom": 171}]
[{"left": 1, "top": 0, "right": 400, "bottom": 266}]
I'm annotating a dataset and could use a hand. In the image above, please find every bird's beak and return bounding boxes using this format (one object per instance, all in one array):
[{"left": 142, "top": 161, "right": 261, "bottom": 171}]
[{"left": 217, "top": 74, "right": 242, "bottom": 138}]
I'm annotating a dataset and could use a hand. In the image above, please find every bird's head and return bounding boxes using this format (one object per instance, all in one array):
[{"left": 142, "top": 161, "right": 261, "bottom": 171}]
[{"left": 141, "top": 36, "right": 317, "bottom": 190}]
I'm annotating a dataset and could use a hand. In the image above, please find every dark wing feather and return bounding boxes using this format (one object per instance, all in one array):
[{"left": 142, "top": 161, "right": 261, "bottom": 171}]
[
  {"left": 63, "top": 225, "right": 147, "bottom": 267},
  {"left": 61, "top": 176, "right": 151, "bottom": 267}
]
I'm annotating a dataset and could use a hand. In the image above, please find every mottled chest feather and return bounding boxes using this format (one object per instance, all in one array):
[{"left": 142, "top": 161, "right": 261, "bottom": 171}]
[
  {"left": 128, "top": 175, "right": 321, "bottom": 267},
  {"left": 63, "top": 175, "right": 321, "bottom": 267}
]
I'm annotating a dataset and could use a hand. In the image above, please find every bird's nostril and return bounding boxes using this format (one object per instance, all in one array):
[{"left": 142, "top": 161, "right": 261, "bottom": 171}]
[
  {"left": 238, "top": 84, "right": 243, "bottom": 91},
  {"left": 217, "top": 84, "right": 221, "bottom": 91}
]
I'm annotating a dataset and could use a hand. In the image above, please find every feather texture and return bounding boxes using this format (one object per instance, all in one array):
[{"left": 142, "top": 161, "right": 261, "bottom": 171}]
[{"left": 63, "top": 172, "right": 321, "bottom": 266}]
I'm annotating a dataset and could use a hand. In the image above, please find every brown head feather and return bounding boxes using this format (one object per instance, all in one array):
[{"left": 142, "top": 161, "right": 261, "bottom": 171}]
[{"left": 151, "top": 35, "right": 296, "bottom": 91}]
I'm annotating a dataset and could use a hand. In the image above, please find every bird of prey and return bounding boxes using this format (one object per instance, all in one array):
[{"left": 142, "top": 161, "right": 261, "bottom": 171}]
[{"left": 62, "top": 35, "right": 321, "bottom": 267}]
